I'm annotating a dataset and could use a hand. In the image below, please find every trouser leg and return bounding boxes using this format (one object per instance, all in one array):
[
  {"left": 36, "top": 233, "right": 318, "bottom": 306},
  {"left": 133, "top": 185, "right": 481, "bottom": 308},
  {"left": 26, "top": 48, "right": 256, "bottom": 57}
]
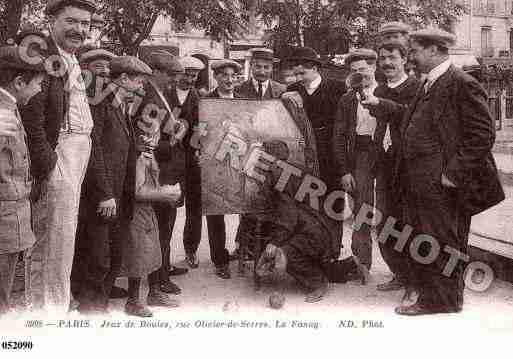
[
  {"left": 183, "top": 164, "right": 202, "bottom": 256},
  {"left": 153, "top": 203, "right": 177, "bottom": 282},
  {"left": 0, "top": 252, "right": 19, "bottom": 314},
  {"left": 351, "top": 150, "right": 374, "bottom": 270},
  {"left": 206, "top": 215, "right": 228, "bottom": 266}
]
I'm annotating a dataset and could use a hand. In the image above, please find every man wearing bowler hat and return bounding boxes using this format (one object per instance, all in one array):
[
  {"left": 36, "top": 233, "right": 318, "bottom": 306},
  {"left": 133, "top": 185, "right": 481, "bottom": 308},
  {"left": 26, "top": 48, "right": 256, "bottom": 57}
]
[
  {"left": 236, "top": 48, "right": 286, "bottom": 99},
  {"left": 20, "top": 0, "right": 96, "bottom": 313},
  {"left": 285, "top": 46, "right": 347, "bottom": 260},
  {"left": 362, "top": 28, "right": 504, "bottom": 315}
]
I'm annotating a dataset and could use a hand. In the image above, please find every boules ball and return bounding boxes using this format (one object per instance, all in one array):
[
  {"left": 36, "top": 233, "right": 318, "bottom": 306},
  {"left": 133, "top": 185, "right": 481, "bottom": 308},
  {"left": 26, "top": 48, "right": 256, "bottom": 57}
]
[{"left": 268, "top": 292, "right": 285, "bottom": 309}]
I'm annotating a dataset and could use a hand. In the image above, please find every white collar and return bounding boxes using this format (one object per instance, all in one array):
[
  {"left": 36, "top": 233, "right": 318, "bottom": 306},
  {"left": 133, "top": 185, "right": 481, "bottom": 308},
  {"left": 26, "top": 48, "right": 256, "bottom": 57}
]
[
  {"left": 0, "top": 87, "right": 17, "bottom": 105},
  {"left": 426, "top": 59, "right": 452, "bottom": 85},
  {"left": 365, "top": 80, "right": 378, "bottom": 95},
  {"left": 305, "top": 75, "right": 322, "bottom": 90},
  {"left": 217, "top": 90, "right": 234, "bottom": 99},
  {"left": 252, "top": 78, "right": 270, "bottom": 91},
  {"left": 387, "top": 73, "right": 409, "bottom": 89},
  {"left": 52, "top": 34, "right": 78, "bottom": 64}
]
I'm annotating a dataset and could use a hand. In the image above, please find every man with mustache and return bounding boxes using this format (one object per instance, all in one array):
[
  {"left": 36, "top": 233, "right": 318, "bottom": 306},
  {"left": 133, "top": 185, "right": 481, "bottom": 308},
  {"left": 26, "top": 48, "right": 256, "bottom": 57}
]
[
  {"left": 362, "top": 28, "right": 504, "bottom": 315},
  {"left": 333, "top": 49, "right": 379, "bottom": 272},
  {"left": 372, "top": 41, "right": 420, "bottom": 294},
  {"left": 20, "top": 0, "right": 96, "bottom": 313},
  {"left": 232, "top": 48, "right": 286, "bottom": 261}
]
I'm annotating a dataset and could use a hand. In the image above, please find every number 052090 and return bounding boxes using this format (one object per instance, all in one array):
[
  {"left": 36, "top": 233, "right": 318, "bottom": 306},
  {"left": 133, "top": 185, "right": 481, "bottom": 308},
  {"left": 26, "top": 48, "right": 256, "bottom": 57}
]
[{"left": 1, "top": 341, "right": 34, "bottom": 350}]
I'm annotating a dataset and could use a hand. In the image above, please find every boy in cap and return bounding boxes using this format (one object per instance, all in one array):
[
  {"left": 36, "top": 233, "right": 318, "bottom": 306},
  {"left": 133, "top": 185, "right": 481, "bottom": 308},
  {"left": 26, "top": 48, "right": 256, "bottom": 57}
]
[
  {"left": 135, "top": 50, "right": 188, "bottom": 295},
  {"left": 0, "top": 46, "right": 45, "bottom": 315},
  {"left": 76, "top": 56, "right": 148, "bottom": 314},
  {"left": 333, "top": 48, "right": 379, "bottom": 272}
]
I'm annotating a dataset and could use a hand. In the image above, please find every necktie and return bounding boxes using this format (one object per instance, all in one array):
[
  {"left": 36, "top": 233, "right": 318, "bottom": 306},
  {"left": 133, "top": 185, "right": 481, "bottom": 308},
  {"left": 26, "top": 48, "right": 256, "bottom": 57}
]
[{"left": 257, "top": 81, "right": 263, "bottom": 99}]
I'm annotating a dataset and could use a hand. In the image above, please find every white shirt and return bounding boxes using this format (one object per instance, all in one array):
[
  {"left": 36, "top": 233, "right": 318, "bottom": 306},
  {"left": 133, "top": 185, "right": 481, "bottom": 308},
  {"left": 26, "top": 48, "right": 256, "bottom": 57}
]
[
  {"left": 304, "top": 75, "right": 322, "bottom": 95},
  {"left": 55, "top": 42, "right": 93, "bottom": 135},
  {"left": 356, "top": 81, "right": 378, "bottom": 137},
  {"left": 425, "top": 58, "right": 452, "bottom": 92},
  {"left": 217, "top": 91, "right": 234, "bottom": 99},
  {"left": 387, "top": 73, "right": 409, "bottom": 89},
  {"left": 0, "top": 87, "right": 17, "bottom": 105},
  {"left": 252, "top": 78, "right": 270, "bottom": 97},
  {"left": 176, "top": 88, "right": 190, "bottom": 106}
]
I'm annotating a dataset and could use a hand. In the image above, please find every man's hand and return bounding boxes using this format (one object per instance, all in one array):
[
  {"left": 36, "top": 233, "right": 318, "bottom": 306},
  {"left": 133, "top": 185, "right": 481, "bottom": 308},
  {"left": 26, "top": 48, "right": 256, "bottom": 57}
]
[
  {"left": 265, "top": 243, "right": 278, "bottom": 258},
  {"left": 441, "top": 173, "right": 457, "bottom": 188},
  {"left": 97, "top": 198, "right": 117, "bottom": 218},
  {"left": 341, "top": 173, "right": 356, "bottom": 192},
  {"left": 160, "top": 184, "right": 182, "bottom": 205},
  {"left": 137, "top": 134, "right": 154, "bottom": 153},
  {"left": 359, "top": 92, "right": 380, "bottom": 106}
]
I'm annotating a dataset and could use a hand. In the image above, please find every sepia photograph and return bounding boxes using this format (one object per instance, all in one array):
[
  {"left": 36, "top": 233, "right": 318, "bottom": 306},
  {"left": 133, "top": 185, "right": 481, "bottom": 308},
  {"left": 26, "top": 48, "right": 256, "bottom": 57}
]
[{"left": 0, "top": 0, "right": 512, "bottom": 356}]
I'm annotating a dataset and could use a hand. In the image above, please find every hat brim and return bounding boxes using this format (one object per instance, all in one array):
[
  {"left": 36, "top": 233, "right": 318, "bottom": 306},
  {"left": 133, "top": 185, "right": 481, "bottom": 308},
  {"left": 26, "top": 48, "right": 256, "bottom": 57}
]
[
  {"left": 285, "top": 56, "right": 323, "bottom": 66},
  {"left": 46, "top": 0, "right": 96, "bottom": 15}
]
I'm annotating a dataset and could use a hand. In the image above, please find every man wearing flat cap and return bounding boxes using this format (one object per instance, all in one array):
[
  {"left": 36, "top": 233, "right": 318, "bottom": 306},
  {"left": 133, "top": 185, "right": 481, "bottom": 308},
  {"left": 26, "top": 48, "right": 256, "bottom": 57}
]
[
  {"left": 333, "top": 48, "right": 379, "bottom": 272},
  {"left": 0, "top": 46, "right": 45, "bottom": 315},
  {"left": 135, "top": 50, "right": 189, "bottom": 295},
  {"left": 182, "top": 59, "right": 243, "bottom": 279},
  {"left": 232, "top": 48, "right": 287, "bottom": 261},
  {"left": 78, "top": 46, "right": 116, "bottom": 100},
  {"left": 362, "top": 28, "right": 504, "bottom": 315},
  {"left": 285, "top": 46, "right": 347, "bottom": 260},
  {"left": 171, "top": 56, "right": 208, "bottom": 270},
  {"left": 76, "top": 56, "right": 150, "bottom": 314},
  {"left": 20, "top": 0, "right": 96, "bottom": 313},
  {"left": 379, "top": 21, "right": 411, "bottom": 45}
]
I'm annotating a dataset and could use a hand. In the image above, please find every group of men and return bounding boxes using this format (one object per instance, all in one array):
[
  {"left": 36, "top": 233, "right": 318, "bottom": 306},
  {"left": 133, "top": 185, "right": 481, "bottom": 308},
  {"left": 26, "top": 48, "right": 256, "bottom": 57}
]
[{"left": 0, "top": 0, "right": 505, "bottom": 317}]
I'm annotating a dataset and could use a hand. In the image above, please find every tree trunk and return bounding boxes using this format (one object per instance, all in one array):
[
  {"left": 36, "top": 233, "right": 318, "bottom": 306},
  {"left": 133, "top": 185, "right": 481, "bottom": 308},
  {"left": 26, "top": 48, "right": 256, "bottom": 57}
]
[{"left": 0, "top": 0, "right": 25, "bottom": 45}]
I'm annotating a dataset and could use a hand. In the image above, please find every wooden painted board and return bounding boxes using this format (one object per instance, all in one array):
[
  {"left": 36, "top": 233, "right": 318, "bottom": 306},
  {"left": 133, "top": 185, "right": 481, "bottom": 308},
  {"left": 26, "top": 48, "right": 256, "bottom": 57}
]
[{"left": 198, "top": 98, "right": 306, "bottom": 215}]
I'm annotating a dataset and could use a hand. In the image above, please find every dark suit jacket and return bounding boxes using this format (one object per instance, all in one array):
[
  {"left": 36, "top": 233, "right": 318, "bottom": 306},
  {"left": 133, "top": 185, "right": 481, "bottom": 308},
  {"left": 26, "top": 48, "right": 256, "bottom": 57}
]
[
  {"left": 379, "top": 65, "right": 505, "bottom": 215},
  {"left": 205, "top": 88, "right": 242, "bottom": 99},
  {"left": 235, "top": 79, "right": 286, "bottom": 99},
  {"left": 81, "top": 94, "right": 136, "bottom": 220},
  {"left": 167, "top": 88, "right": 201, "bottom": 155},
  {"left": 132, "top": 81, "right": 186, "bottom": 186},
  {"left": 333, "top": 77, "right": 420, "bottom": 178},
  {"left": 20, "top": 36, "right": 70, "bottom": 181}
]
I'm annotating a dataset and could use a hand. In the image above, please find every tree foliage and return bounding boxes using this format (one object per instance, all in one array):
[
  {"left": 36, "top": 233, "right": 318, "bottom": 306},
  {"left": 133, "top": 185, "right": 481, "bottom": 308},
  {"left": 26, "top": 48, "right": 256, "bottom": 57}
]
[
  {"left": 0, "top": 0, "right": 46, "bottom": 44},
  {"left": 259, "top": 0, "right": 467, "bottom": 59}
]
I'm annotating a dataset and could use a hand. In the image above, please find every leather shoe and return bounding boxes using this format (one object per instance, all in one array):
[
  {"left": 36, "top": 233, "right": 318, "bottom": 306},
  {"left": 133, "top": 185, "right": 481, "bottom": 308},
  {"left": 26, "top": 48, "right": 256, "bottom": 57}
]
[
  {"left": 351, "top": 256, "right": 371, "bottom": 285},
  {"left": 395, "top": 303, "right": 462, "bottom": 316},
  {"left": 110, "top": 286, "right": 129, "bottom": 299},
  {"left": 185, "top": 253, "right": 199, "bottom": 268},
  {"left": 147, "top": 290, "right": 180, "bottom": 308},
  {"left": 377, "top": 277, "right": 403, "bottom": 292},
  {"left": 160, "top": 280, "right": 181, "bottom": 295},
  {"left": 215, "top": 265, "right": 231, "bottom": 279},
  {"left": 168, "top": 265, "right": 188, "bottom": 276},
  {"left": 125, "top": 301, "right": 153, "bottom": 317},
  {"left": 304, "top": 282, "right": 328, "bottom": 303}
]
